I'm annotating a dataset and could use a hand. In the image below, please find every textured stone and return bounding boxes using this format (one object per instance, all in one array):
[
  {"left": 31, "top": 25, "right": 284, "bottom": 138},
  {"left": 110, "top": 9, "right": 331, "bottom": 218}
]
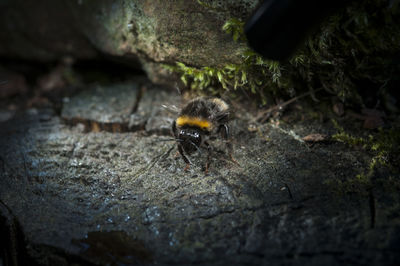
[
  {"left": 60, "top": 80, "right": 180, "bottom": 134},
  {"left": 61, "top": 82, "right": 139, "bottom": 125},
  {"left": 0, "top": 0, "right": 259, "bottom": 85},
  {"left": 1, "top": 80, "right": 400, "bottom": 265}
]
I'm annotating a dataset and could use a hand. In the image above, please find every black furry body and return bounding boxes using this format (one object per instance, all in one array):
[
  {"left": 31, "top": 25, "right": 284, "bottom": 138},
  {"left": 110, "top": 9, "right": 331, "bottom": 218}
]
[{"left": 172, "top": 97, "right": 232, "bottom": 166}]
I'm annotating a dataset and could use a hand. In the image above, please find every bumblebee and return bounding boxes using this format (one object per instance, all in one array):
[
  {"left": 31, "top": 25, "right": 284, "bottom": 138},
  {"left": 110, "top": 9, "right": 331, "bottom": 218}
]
[{"left": 172, "top": 97, "right": 233, "bottom": 171}]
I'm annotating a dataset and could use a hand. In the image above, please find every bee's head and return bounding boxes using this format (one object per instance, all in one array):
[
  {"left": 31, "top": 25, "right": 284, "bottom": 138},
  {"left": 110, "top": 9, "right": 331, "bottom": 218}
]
[{"left": 179, "top": 128, "right": 202, "bottom": 154}]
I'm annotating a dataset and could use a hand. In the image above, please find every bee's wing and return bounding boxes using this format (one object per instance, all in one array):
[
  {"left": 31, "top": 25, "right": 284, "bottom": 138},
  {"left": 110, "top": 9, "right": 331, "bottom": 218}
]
[
  {"left": 215, "top": 110, "right": 231, "bottom": 123},
  {"left": 161, "top": 104, "right": 180, "bottom": 115}
]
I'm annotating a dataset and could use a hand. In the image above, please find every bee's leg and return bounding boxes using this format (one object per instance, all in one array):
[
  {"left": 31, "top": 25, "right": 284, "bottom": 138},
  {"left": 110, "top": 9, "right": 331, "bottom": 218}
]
[
  {"left": 177, "top": 144, "right": 190, "bottom": 163},
  {"left": 173, "top": 120, "right": 191, "bottom": 170},
  {"left": 218, "top": 124, "right": 232, "bottom": 153},
  {"left": 178, "top": 143, "right": 191, "bottom": 171},
  {"left": 172, "top": 120, "right": 178, "bottom": 138},
  {"left": 219, "top": 124, "right": 239, "bottom": 165},
  {"left": 204, "top": 141, "right": 212, "bottom": 174}
]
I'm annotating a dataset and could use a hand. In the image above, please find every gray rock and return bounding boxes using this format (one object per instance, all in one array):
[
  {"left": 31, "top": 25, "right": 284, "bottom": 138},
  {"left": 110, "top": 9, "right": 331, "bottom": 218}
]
[
  {"left": 1, "top": 80, "right": 400, "bottom": 265},
  {"left": 61, "top": 82, "right": 139, "bottom": 126},
  {"left": 60, "top": 80, "right": 180, "bottom": 134},
  {"left": 0, "top": 0, "right": 257, "bottom": 85}
]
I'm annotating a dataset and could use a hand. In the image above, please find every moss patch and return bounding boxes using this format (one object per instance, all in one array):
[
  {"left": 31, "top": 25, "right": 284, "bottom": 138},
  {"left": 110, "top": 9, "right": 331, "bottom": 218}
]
[
  {"left": 164, "top": 0, "right": 400, "bottom": 108},
  {"left": 327, "top": 120, "right": 400, "bottom": 194}
]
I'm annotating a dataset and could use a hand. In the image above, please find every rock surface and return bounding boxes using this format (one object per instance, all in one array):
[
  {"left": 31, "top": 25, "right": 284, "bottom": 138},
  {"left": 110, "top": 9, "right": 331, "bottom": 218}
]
[
  {"left": 0, "top": 0, "right": 257, "bottom": 85},
  {"left": 61, "top": 82, "right": 139, "bottom": 125},
  {"left": 1, "top": 79, "right": 400, "bottom": 265}
]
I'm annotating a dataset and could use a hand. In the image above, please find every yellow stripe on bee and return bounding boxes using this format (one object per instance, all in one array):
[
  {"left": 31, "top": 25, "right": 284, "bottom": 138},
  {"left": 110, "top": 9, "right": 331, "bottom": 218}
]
[{"left": 176, "top": 116, "right": 211, "bottom": 129}]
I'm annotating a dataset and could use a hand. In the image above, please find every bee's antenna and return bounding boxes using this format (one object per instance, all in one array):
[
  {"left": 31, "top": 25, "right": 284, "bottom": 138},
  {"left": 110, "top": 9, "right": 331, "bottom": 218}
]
[
  {"left": 152, "top": 138, "right": 182, "bottom": 143},
  {"left": 189, "top": 140, "right": 202, "bottom": 153},
  {"left": 175, "top": 82, "right": 182, "bottom": 95},
  {"left": 161, "top": 104, "right": 180, "bottom": 114}
]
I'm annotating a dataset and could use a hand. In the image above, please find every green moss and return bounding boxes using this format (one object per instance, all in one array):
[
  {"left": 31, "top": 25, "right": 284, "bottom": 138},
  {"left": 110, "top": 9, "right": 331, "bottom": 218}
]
[
  {"left": 331, "top": 119, "right": 368, "bottom": 147},
  {"left": 163, "top": 15, "right": 290, "bottom": 104},
  {"left": 164, "top": 0, "right": 400, "bottom": 106},
  {"left": 328, "top": 120, "right": 400, "bottom": 194},
  {"left": 162, "top": 52, "right": 287, "bottom": 105},
  {"left": 222, "top": 18, "right": 245, "bottom": 42}
]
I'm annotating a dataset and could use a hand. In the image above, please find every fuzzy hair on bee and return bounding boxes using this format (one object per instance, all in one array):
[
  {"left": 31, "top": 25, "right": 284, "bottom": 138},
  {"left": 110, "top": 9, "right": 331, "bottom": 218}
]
[{"left": 172, "top": 96, "right": 233, "bottom": 171}]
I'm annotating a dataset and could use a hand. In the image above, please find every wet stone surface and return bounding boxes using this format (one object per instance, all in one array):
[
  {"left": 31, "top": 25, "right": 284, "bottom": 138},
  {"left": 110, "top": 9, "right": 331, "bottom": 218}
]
[
  {"left": 61, "top": 82, "right": 140, "bottom": 131},
  {"left": 1, "top": 80, "right": 400, "bottom": 265}
]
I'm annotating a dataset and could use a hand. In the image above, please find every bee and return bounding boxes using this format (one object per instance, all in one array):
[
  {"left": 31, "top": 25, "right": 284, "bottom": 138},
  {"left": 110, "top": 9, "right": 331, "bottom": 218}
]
[{"left": 172, "top": 97, "right": 233, "bottom": 171}]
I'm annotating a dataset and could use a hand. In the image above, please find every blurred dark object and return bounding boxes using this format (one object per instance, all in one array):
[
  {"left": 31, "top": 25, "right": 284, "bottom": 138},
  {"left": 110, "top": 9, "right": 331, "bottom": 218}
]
[
  {"left": 245, "top": 0, "right": 351, "bottom": 61},
  {"left": 0, "top": 68, "right": 29, "bottom": 99}
]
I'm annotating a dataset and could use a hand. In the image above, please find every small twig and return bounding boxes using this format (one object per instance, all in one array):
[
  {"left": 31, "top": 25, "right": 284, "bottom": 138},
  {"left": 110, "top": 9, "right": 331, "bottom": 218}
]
[
  {"left": 285, "top": 183, "right": 293, "bottom": 200},
  {"left": 254, "top": 87, "right": 323, "bottom": 123}
]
